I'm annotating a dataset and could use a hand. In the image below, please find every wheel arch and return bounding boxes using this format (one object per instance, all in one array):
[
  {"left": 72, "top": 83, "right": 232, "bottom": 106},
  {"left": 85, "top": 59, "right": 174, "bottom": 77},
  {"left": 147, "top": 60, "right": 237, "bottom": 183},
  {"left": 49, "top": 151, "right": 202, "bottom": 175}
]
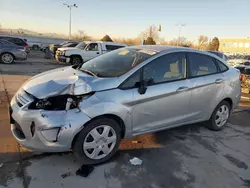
[
  {"left": 71, "top": 113, "right": 126, "bottom": 148},
  {"left": 222, "top": 97, "right": 233, "bottom": 110},
  {"left": 70, "top": 54, "right": 83, "bottom": 60}
]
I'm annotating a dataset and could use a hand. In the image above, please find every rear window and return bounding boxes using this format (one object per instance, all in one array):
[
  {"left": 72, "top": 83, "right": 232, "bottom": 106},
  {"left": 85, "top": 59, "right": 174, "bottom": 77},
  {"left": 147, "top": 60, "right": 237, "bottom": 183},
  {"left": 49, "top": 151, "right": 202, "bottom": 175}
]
[
  {"left": 7, "top": 38, "right": 26, "bottom": 46},
  {"left": 215, "top": 59, "right": 228, "bottom": 72},
  {"left": 105, "top": 45, "right": 125, "bottom": 51}
]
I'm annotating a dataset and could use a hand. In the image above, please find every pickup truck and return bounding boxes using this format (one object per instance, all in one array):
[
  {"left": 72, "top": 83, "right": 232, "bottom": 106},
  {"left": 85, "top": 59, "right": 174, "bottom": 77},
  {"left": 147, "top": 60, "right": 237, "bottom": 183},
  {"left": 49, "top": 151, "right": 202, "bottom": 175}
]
[{"left": 55, "top": 41, "right": 127, "bottom": 65}]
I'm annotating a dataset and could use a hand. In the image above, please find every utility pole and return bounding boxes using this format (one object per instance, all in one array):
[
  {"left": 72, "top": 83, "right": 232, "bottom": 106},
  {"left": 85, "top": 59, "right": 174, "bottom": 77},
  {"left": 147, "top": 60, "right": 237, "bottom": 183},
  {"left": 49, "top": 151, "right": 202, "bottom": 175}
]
[
  {"left": 63, "top": 3, "right": 78, "bottom": 40},
  {"left": 175, "top": 24, "right": 186, "bottom": 46}
]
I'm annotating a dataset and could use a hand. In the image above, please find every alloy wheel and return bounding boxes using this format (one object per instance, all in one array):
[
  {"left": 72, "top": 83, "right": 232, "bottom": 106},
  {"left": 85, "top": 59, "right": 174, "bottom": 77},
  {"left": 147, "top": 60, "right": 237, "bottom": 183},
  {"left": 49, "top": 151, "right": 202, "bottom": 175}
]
[{"left": 2, "top": 53, "right": 14, "bottom": 64}]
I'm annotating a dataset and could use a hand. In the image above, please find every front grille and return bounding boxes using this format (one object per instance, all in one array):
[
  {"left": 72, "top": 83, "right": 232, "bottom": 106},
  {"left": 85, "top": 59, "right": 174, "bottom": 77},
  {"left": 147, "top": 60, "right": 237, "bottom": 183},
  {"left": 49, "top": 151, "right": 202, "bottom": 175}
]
[{"left": 15, "top": 89, "right": 34, "bottom": 107}]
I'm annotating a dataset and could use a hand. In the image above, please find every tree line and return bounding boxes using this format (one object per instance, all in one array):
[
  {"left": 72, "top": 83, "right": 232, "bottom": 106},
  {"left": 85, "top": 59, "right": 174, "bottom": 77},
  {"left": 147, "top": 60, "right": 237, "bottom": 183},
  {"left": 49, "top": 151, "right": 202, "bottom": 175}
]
[{"left": 72, "top": 25, "right": 220, "bottom": 51}]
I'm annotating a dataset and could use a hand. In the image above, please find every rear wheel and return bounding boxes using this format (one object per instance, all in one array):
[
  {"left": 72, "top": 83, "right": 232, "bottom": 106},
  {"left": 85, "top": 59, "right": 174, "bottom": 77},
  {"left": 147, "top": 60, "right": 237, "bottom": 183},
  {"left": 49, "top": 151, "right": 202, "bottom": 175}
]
[
  {"left": 1, "top": 53, "right": 14, "bottom": 64},
  {"left": 73, "top": 118, "right": 121, "bottom": 164},
  {"left": 70, "top": 56, "right": 82, "bottom": 65},
  {"left": 206, "top": 101, "right": 231, "bottom": 131}
]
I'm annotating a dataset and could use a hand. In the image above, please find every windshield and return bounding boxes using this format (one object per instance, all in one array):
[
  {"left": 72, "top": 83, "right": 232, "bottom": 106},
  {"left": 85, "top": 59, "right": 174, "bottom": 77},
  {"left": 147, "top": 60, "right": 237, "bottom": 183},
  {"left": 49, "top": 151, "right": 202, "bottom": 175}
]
[
  {"left": 60, "top": 41, "right": 69, "bottom": 46},
  {"left": 63, "top": 42, "right": 78, "bottom": 47},
  {"left": 76, "top": 42, "right": 87, "bottom": 49},
  {"left": 80, "top": 47, "right": 158, "bottom": 77}
]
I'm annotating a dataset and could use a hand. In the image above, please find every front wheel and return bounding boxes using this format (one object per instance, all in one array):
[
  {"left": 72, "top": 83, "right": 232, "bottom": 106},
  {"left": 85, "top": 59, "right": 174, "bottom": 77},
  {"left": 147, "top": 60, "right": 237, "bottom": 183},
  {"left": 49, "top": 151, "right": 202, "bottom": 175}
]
[
  {"left": 70, "top": 56, "right": 82, "bottom": 65},
  {"left": 1, "top": 53, "right": 14, "bottom": 64},
  {"left": 73, "top": 118, "right": 121, "bottom": 164},
  {"left": 206, "top": 101, "right": 231, "bottom": 131}
]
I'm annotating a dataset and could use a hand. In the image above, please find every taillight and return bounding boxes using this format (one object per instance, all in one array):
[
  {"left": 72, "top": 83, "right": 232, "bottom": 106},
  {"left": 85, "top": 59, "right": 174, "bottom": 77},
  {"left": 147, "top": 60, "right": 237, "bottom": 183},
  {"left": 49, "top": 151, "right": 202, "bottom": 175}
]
[
  {"left": 25, "top": 43, "right": 29, "bottom": 48},
  {"left": 239, "top": 74, "right": 243, "bottom": 81}
]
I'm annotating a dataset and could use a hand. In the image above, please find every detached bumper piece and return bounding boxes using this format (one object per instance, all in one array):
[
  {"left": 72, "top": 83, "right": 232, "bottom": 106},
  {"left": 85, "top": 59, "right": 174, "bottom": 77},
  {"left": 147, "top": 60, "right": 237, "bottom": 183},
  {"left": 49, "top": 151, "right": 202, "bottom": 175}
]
[{"left": 40, "top": 127, "right": 61, "bottom": 142}]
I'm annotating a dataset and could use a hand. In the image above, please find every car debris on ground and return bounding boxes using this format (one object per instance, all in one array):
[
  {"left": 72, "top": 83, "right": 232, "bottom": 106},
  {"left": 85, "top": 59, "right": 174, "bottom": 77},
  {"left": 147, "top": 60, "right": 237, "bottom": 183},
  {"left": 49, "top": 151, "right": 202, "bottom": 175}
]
[
  {"left": 76, "top": 165, "right": 94, "bottom": 177},
  {"left": 129, "top": 157, "right": 143, "bottom": 166},
  {"left": 61, "top": 172, "right": 71, "bottom": 179}
]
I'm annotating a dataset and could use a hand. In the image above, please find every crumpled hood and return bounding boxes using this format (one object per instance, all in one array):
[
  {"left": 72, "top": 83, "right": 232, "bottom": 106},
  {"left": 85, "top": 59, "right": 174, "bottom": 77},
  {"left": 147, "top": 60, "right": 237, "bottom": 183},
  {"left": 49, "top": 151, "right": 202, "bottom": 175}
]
[{"left": 23, "top": 66, "right": 120, "bottom": 99}]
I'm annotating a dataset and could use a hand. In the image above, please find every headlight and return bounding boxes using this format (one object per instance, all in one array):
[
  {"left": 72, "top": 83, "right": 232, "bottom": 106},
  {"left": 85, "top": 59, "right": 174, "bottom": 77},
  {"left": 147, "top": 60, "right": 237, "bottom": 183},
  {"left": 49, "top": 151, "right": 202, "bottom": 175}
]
[
  {"left": 28, "top": 94, "right": 93, "bottom": 110},
  {"left": 61, "top": 50, "right": 66, "bottom": 56}
]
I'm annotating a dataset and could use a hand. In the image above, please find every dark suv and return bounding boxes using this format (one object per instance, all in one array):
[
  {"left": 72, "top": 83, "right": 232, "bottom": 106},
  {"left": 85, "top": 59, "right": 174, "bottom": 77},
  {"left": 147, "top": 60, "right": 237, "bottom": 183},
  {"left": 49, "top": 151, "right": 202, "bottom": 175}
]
[{"left": 0, "top": 36, "right": 30, "bottom": 53}]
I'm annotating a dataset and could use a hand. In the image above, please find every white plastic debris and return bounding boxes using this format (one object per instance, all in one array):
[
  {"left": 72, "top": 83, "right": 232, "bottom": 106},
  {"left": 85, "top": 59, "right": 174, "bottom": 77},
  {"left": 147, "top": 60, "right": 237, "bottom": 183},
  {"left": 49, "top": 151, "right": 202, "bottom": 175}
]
[
  {"left": 0, "top": 163, "right": 3, "bottom": 168},
  {"left": 129, "top": 157, "right": 142, "bottom": 165}
]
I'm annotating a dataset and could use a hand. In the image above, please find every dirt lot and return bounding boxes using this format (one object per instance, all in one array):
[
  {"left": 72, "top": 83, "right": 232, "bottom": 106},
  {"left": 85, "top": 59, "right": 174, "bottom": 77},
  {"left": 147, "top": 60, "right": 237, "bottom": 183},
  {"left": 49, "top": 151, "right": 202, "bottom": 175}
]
[{"left": 0, "top": 51, "right": 250, "bottom": 188}]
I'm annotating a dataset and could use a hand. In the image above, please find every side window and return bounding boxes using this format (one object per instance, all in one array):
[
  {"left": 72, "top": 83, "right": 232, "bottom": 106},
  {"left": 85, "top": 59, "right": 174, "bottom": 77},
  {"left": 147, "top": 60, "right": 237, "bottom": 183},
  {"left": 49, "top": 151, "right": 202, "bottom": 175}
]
[
  {"left": 215, "top": 59, "right": 228, "bottom": 72},
  {"left": 120, "top": 70, "right": 140, "bottom": 89},
  {"left": 85, "top": 43, "right": 98, "bottom": 51},
  {"left": 188, "top": 53, "right": 218, "bottom": 77},
  {"left": 143, "top": 53, "right": 186, "bottom": 84}
]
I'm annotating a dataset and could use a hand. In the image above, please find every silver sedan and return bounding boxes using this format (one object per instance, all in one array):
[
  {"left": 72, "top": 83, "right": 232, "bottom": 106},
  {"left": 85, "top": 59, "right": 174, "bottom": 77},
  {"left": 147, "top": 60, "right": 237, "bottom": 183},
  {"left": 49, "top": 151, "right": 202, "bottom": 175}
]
[
  {"left": 0, "top": 39, "right": 27, "bottom": 64},
  {"left": 10, "top": 46, "right": 241, "bottom": 164}
]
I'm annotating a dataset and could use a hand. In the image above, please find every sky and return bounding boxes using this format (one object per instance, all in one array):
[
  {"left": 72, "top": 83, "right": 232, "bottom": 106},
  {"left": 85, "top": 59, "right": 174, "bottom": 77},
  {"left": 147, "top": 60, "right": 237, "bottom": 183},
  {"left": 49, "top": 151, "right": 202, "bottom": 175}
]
[{"left": 1, "top": 0, "right": 250, "bottom": 40}]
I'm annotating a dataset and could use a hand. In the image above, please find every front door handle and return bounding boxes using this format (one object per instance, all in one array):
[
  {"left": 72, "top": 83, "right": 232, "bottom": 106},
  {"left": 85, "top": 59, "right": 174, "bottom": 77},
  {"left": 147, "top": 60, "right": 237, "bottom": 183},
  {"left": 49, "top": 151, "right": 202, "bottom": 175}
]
[
  {"left": 176, "top": 86, "right": 189, "bottom": 92},
  {"left": 215, "top": 79, "right": 224, "bottom": 84}
]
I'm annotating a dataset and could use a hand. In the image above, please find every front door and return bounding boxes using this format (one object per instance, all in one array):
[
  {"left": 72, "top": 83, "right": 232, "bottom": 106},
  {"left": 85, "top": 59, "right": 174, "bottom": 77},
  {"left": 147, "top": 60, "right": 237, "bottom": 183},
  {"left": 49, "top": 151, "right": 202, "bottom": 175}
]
[
  {"left": 131, "top": 52, "right": 192, "bottom": 135},
  {"left": 84, "top": 43, "right": 100, "bottom": 61}
]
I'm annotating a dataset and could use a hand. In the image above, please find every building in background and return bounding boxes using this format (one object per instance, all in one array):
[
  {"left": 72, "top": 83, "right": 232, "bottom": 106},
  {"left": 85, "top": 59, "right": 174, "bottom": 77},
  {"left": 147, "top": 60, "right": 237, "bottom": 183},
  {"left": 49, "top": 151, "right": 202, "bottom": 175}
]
[{"left": 220, "top": 38, "right": 250, "bottom": 55}]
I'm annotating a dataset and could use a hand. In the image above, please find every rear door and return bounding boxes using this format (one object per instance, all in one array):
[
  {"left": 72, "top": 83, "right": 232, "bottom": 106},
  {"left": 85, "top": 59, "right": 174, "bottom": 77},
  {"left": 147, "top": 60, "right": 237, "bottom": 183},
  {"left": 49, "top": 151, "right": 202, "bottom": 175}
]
[
  {"left": 186, "top": 52, "right": 225, "bottom": 121},
  {"left": 130, "top": 52, "right": 192, "bottom": 134}
]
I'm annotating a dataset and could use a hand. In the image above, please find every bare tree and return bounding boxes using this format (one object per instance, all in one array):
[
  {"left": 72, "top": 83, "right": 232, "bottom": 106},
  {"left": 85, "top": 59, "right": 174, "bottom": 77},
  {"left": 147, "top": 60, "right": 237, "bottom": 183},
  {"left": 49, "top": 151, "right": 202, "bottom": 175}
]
[
  {"left": 197, "top": 35, "right": 209, "bottom": 49},
  {"left": 168, "top": 37, "right": 191, "bottom": 47},
  {"left": 140, "top": 25, "right": 159, "bottom": 42},
  {"left": 72, "top": 30, "right": 91, "bottom": 40}
]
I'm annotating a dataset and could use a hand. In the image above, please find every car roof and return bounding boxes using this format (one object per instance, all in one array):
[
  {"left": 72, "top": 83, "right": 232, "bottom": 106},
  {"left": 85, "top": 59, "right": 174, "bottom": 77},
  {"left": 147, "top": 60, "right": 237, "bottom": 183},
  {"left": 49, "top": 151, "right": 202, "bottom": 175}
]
[{"left": 127, "top": 45, "right": 215, "bottom": 55}]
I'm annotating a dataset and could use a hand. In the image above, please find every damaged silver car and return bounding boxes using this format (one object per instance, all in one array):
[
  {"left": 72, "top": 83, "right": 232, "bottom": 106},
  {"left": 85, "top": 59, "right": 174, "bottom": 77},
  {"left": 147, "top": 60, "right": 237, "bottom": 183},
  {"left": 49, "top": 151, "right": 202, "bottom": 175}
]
[{"left": 10, "top": 46, "right": 241, "bottom": 164}]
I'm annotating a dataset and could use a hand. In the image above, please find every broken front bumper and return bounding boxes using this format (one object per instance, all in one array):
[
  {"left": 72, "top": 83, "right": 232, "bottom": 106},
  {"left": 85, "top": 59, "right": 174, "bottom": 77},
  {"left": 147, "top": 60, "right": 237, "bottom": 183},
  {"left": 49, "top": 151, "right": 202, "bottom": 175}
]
[{"left": 10, "top": 92, "right": 91, "bottom": 152}]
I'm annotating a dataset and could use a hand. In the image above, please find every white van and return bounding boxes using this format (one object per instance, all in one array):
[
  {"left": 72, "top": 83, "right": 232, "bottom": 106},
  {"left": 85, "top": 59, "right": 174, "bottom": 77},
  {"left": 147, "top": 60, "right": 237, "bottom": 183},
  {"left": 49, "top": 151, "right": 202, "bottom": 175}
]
[{"left": 56, "top": 41, "right": 127, "bottom": 65}]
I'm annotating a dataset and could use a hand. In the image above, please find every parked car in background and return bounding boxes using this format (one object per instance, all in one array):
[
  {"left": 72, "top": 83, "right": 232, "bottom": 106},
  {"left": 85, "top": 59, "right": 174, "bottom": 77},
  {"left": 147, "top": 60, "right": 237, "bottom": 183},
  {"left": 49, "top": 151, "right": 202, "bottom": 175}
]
[
  {"left": 0, "top": 39, "right": 27, "bottom": 64},
  {"left": 228, "top": 59, "right": 248, "bottom": 67},
  {"left": 0, "top": 36, "right": 30, "bottom": 54},
  {"left": 10, "top": 46, "right": 241, "bottom": 164},
  {"left": 207, "top": 51, "right": 228, "bottom": 61},
  {"left": 56, "top": 41, "right": 127, "bottom": 65},
  {"left": 49, "top": 41, "right": 79, "bottom": 56}
]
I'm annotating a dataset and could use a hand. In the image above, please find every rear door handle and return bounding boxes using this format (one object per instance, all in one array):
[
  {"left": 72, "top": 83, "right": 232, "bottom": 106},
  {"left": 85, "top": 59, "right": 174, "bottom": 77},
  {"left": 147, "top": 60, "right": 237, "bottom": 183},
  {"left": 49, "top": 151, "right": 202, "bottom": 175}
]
[
  {"left": 96, "top": 52, "right": 100, "bottom": 54},
  {"left": 176, "top": 86, "right": 189, "bottom": 92},
  {"left": 215, "top": 79, "right": 224, "bottom": 84}
]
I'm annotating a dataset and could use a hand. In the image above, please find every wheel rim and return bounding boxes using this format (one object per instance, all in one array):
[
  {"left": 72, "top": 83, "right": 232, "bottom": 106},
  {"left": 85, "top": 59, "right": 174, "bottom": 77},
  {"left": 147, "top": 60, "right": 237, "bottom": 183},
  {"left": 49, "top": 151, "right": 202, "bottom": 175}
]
[
  {"left": 2, "top": 54, "right": 13, "bottom": 64},
  {"left": 73, "top": 57, "right": 81, "bottom": 65},
  {"left": 215, "top": 105, "right": 229, "bottom": 127},
  {"left": 83, "top": 125, "right": 117, "bottom": 160}
]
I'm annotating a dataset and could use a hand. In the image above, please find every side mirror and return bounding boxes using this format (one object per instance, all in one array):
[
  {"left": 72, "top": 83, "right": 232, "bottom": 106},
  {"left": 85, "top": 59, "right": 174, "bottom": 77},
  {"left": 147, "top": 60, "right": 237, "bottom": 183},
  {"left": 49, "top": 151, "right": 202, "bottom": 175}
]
[{"left": 137, "top": 78, "right": 153, "bottom": 95}]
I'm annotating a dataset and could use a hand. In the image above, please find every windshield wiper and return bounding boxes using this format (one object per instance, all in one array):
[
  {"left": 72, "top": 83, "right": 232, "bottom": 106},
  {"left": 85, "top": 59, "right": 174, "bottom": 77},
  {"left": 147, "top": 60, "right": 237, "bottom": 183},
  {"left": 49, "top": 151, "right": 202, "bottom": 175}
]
[{"left": 81, "top": 69, "right": 97, "bottom": 77}]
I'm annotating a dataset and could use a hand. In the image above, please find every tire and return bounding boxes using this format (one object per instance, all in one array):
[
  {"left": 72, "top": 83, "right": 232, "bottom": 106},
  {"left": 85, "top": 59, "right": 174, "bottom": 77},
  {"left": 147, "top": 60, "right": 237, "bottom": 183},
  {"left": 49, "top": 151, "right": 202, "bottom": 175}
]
[
  {"left": 70, "top": 56, "right": 82, "bottom": 65},
  {"left": 206, "top": 100, "right": 231, "bottom": 131},
  {"left": 0, "top": 53, "right": 14, "bottom": 64},
  {"left": 73, "top": 118, "right": 121, "bottom": 165}
]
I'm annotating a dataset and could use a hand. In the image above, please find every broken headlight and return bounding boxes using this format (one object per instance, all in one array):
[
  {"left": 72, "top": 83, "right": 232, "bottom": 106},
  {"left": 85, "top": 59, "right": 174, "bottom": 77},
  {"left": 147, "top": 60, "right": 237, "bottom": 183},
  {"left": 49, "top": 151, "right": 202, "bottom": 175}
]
[{"left": 28, "top": 94, "right": 93, "bottom": 110}]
